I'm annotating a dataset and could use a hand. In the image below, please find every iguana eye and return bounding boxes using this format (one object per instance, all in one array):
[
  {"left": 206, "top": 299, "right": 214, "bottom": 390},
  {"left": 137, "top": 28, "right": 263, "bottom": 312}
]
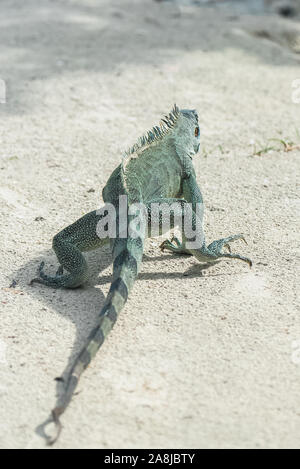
[{"left": 195, "top": 126, "right": 199, "bottom": 137}]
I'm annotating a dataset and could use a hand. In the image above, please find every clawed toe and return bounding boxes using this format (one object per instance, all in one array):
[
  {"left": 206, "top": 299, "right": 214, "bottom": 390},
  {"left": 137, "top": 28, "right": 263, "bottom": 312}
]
[
  {"left": 206, "top": 234, "right": 252, "bottom": 267},
  {"left": 240, "top": 256, "right": 252, "bottom": 268},
  {"left": 170, "top": 236, "right": 181, "bottom": 247},
  {"left": 56, "top": 265, "right": 64, "bottom": 276},
  {"left": 208, "top": 233, "right": 248, "bottom": 254},
  {"left": 160, "top": 240, "right": 173, "bottom": 252},
  {"left": 30, "top": 277, "right": 43, "bottom": 286},
  {"left": 238, "top": 234, "right": 248, "bottom": 245},
  {"left": 224, "top": 233, "right": 248, "bottom": 246},
  {"left": 222, "top": 252, "right": 253, "bottom": 268},
  {"left": 160, "top": 238, "right": 191, "bottom": 255},
  {"left": 30, "top": 262, "right": 46, "bottom": 285}
]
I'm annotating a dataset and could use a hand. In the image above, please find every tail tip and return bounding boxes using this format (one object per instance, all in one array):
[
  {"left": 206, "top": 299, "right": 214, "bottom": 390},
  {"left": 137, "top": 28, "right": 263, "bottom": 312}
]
[{"left": 46, "top": 407, "right": 63, "bottom": 445}]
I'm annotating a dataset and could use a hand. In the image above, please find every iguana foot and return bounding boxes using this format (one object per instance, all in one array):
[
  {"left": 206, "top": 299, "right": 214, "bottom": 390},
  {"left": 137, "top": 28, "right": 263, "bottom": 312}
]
[
  {"left": 30, "top": 262, "right": 86, "bottom": 288},
  {"left": 161, "top": 234, "right": 252, "bottom": 267},
  {"left": 160, "top": 236, "right": 191, "bottom": 255},
  {"left": 207, "top": 234, "right": 252, "bottom": 267}
]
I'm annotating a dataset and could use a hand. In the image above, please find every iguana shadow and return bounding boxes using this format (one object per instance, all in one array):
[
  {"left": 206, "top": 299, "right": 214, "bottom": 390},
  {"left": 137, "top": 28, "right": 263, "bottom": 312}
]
[
  {"left": 12, "top": 244, "right": 110, "bottom": 441},
  {"left": 12, "top": 245, "right": 221, "bottom": 443}
]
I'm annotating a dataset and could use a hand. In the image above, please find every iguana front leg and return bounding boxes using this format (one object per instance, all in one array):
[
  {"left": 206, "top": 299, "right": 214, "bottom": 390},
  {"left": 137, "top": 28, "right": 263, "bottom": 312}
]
[
  {"left": 160, "top": 174, "right": 252, "bottom": 267},
  {"left": 160, "top": 233, "right": 250, "bottom": 264},
  {"left": 30, "top": 210, "right": 110, "bottom": 288}
]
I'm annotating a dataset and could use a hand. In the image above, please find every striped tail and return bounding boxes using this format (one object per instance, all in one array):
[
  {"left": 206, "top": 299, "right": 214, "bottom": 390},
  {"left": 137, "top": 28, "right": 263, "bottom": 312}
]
[{"left": 49, "top": 235, "right": 144, "bottom": 444}]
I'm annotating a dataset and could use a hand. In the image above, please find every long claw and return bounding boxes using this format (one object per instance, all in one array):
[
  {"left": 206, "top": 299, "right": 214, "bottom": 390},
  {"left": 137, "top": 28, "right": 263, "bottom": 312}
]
[
  {"left": 170, "top": 236, "right": 181, "bottom": 247},
  {"left": 56, "top": 265, "right": 64, "bottom": 276},
  {"left": 241, "top": 257, "right": 252, "bottom": 268},
  {"left": 240, "top": 256, "right": 252, "bottom": 268},
  {"left": 222, "top": 252, "right": 253, "bottom": 268},
  {"left": 240, "top": 235, "right": 248, "bottom": 245},
  {"left": 159, "top": 241, "right": 166, "bottom": 252},
  {"left": 160, "top": 239, "right": 176, "bottom": 252},
  {"left": 30, "top": 277, "right": 44, "bottom": 286},
  {"left": 30, "top": 261, "right": 46, "bottom": 285}
]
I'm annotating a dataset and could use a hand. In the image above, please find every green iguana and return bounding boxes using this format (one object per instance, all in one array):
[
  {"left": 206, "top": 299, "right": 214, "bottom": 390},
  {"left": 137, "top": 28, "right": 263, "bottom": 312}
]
[{"left": 31, "top": 104, "right": 252, "bottom": 444}]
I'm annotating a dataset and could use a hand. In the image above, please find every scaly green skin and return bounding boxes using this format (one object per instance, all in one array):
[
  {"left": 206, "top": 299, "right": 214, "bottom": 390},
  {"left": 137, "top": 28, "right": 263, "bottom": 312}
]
[{"left": 31, "top": 105, "right": 252, "bottom": 444}]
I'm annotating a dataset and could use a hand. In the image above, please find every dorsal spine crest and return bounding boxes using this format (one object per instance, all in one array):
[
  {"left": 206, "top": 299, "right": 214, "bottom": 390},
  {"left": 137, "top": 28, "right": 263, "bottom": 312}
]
[{"left": 122, "top": 104, "right": 180, "bottom": 163}]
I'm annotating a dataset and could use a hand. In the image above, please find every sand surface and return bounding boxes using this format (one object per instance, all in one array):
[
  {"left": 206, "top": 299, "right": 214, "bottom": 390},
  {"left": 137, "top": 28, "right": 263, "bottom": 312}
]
[{"left": 0, "top": 0, "right": 299, "bottom": 449}]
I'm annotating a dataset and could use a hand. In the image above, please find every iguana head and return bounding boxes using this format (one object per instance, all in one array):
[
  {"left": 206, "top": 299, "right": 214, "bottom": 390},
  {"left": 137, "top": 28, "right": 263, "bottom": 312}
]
[
  {"left": 121, "top": 105, "right": 201, "bottom": 197},
  {"left": 122, "top": 105, "right": 201, "bottom": 171},
  {"left": 175, "top": 108, "right": 201, "bottom": 157}
]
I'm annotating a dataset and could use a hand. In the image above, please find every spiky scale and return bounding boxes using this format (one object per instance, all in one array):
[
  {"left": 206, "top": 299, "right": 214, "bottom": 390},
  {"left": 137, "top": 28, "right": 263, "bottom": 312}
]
[
  {"left": 162, "top": 119, "right": 171, "bottom": 128},
  {"left": 154, "top": 126, "right": 160, "bottom": 137}
]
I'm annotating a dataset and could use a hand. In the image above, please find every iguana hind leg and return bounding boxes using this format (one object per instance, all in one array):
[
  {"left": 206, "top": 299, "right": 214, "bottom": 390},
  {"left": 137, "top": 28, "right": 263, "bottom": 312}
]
[{"left": 31, "top": 210, "right": 109, "bottom": 289}]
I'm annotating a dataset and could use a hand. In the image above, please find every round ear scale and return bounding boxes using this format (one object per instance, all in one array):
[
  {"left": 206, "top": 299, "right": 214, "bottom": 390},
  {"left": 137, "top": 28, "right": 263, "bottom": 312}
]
[{"left": 195, "top": 126, "right": 200, "bottom": 137}]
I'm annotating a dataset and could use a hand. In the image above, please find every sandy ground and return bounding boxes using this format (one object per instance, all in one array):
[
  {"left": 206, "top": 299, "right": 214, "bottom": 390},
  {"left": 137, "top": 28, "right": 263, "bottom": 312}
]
[{"left": 0, "top": 0, "right": 299, "bottom": 449}]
